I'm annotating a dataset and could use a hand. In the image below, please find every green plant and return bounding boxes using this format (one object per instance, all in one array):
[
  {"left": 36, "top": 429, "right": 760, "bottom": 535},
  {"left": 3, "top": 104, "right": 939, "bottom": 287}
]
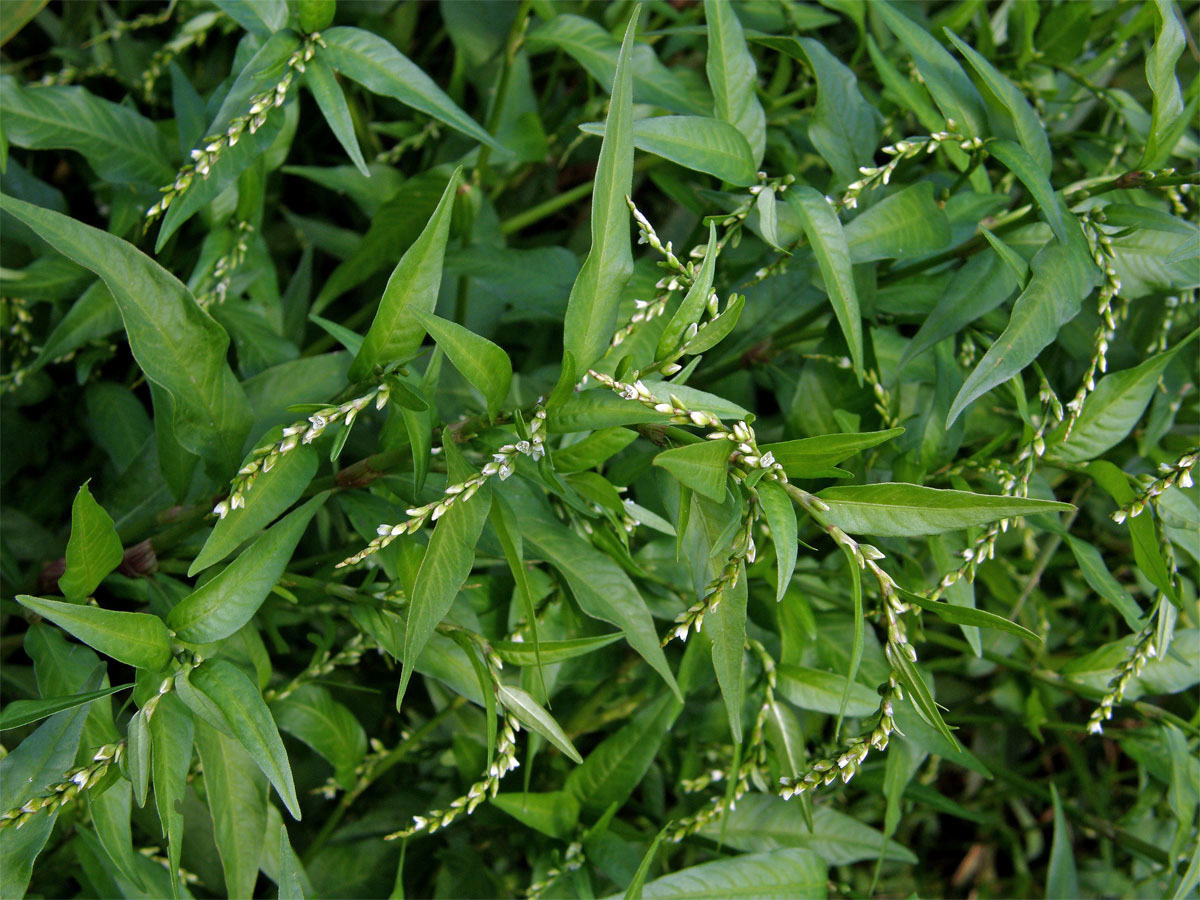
[{"left": 1, "top": 1, "right": 1197, "bottom": 898}]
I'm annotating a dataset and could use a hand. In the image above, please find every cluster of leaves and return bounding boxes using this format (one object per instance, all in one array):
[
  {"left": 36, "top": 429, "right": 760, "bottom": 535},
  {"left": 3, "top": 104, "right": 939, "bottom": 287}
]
[{"left": 1, "top": 0, "right": 1197, "bottom": 898}]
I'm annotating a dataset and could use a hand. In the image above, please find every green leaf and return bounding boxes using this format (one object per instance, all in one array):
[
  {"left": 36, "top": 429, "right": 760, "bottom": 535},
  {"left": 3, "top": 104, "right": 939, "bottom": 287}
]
[
  {"left": 526, "top": 14, "right": 709, "bottom": 116},
  {"left": 503, "top": 483, "right": 681, "bottom": 700},
  {"left": 304, "top": 54, "right": 370, "bottom": 176},
  {"left": 754, "top": 188, "right": 783, "bottom": 250},
  {"left": 706, "top": 563, "right": 747, "bottom": 743},
  {"left": 30, "top": 280, "right": 122, "bottom": 373},
  {"left": 874, "top": 1, "right": 987, "bottom": 138},
  {"left": 0, "top": 195, "right": 252, "bottom": 474},
  {"left": 212, "top": 0, "right": 287, "bottom": 36},
  {"left": 190, "top": 444, "right": 319, "bottom": 575},
  {"left": 566, "top": 691, "right": 682, "bottom": 815},
  {"left": 1101, "top": 203, "right": 1197, "bottom": 236},
  {"left": 0, "top": 78, "right": 173, "bottom": 185},
  {"left": 706, "top": 0, "right": 766, "bottom": 167},
  {"left": 891, "top": 651, "right": 956, "bottom": 744},
  {"left": 127, "top": 707, "right": 151, "bottom": 808},
  {"left": 0, "top": 704, "right": 91, "bottom": 899},
  {"left": 189, "top": 657, "right": 301, "bottom": 820},
  {"left": 762, "top": 429, "right": 904, "bottom": 479},
  {"left": 493, "top": 634, "right": 624, "bottom": 667},
  {"left": 696, "top": 795, "right": 917, "bottom": 864},
  {"left": 562, "top": 8, "right": 637, "bottom": 378},
  {"left": 986, "top": 140, "right": 1068, "bottom": 244},
  {"left": 612, "top": 848, "right": 826, "bottom": 900},
  {"left": 944, "top": 30, "right": 1051, "bottom": 174},
  {"left": 815, "top": 483, "right": 1071, "bottom": 538},
  {"left": 193, "top": 718, "right": 268, "bottom": 900},
  {"left": 758, "top": 480, "right": 797, "bottom": 603},
  {"left": 395, "top": 465, "right": 491, "bottom": 711},
  {"left": 1141, "top": 0, "right": 1187, "bottom": 168},
  {"left": 624, "top": 826, "right": 668, "bottom": 899},
  {"left": 149, "top": 693, "right": 193, "bottom": 896},
  {"left": 776, "top": 664, "right": 879, "bottom": 717},
  {"left": 898, "top": 589, "right": 1042, "bottom": 642},
  {"left": 947, "top": 223, "right": 1096, "bottom": 426},
  {"left": 170, "top": 494, "right": 328, "bottom": 643},
  {"left": 16, "top": 595, "right": 172, "bottom": 671},
  {"left": 1064, "top": 536, "right": 1143, "bottom": 632},
  {"left": 758, "top": 36, "right": 878, "bottom": 185},
  {"left": 653, "top": 440, "right": 730, "bottom": 503},
  {"left": 550, "top": 382, "right": 749, "bottom": 432},
  {"left": 491, "top": 791, "right": 581, "bottom": 840},
  {"left": 0, "top": 682, "right": 131, "bottom": 731},
  {"left": 349, "top": 168, "right": 461, "bottom": 381},
  {"left": 271, "top": 684, "right": 367, "bottom": 791},
  {"left": 489, "top": 495, "right": 544, "bottom": 690},
  {"left": 1046, "top": 330, "right": 1199, "bottom": 463},
  {"left": 322, "top": 27, "right": 502, "bottom": 150},
  {"left": 0, "top": 1, "right": 47, "bottom": 46},
  {"left": 89, "top": 777, "right": 145, "bottom": 891},
  {"left": 1047, "top": 784, "right": 1080, "bottom": 900},
  {"left": 413, "top": 311, "right": 511, "bottom": 419},
  {"left": 786, "top": 186, "right": 863, "bottom": 379},
  {"left": 277, "top": 823, "right": 312, "bottom": 900},
  {"left": 57, "top": 481, "right": 123, "bottom": 603},
  {"left": 684, "top": 293, "right": 744, "bottom": 356},
  {"left": 552, "top": 427, "right": 639, "bottom": 474},
  {"left": 657, "top": 223, "right": 719, "bottom": 360},
  {"left": 842, "top": 182, "right": 951, "bottom": 263},
  {"left": 498, "top": 684, "right": 582, "bottom": 763},
  {"left": 580, "top": 117, "right": 756, "bottom": 186}
]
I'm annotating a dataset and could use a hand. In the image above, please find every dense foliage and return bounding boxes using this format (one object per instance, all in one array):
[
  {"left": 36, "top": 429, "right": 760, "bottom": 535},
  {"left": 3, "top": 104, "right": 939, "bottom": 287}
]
[{"left": 1, "top": 1, "right": 1197, "bottom": 897}]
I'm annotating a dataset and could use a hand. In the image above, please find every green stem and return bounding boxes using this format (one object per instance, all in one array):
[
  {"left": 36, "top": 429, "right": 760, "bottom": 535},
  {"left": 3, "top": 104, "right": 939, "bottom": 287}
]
[{"left": 499, "top": 179, "right": 595, "bottom": 235}]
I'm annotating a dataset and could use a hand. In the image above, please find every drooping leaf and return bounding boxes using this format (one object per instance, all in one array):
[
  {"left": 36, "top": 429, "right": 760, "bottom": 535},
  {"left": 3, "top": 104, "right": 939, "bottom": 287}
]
[
  {"left": 16, "top": 595, "right": 172, "bottom": 671},
  {"left": 413, "top": 311, "right": 512, "bottom": 419},
  {"left": 57, "top": 481, "right": 124, "bottom": 603},
  {"left": 562, "top": 9, "right": 637, "bottom": 379},
  {"left": 322, "top": 27, "right": 502, "bottom": 150},
  {"left": 705, "top": 0, "right": 766, "bottom": 168},
  {"left": 0, "top": 195, "right": 252, "bottom": 474},
  {"left": 349, "top": 168, "right": 461, "bottom": 381},
  {"left": 170, "top": 494, "right": 328, "bottom": 642},
  {"left": 899, "top": 589, "right": 1042, "bottom": 642},
  {"left": 707, "top": 560, "right": 748, "bottom": 743},
  {"left": 149, "top": 693, "right": 193, "bottom": 896},
  {"left": 189, "top": 658, "right": 301, "bottom": 820},
  {"left": 757, "top": 480, "right": 797, "bottom": 602},
  {"left": 498, "top": 684, "right": 582, "bottom": 763},
  {"left": 815, "top": 483, "right": 1071, "bottom": 538}
]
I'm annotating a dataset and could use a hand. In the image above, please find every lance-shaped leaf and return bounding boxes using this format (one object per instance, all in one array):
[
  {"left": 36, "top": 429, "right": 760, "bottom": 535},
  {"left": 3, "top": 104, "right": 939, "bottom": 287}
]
[
  {"left": 322, "top": 27, "right": 502, "bottom": 150},
  {"left": 304, "top": 54, "right": 370, "bottom": 176},
  {"left": 653, "top": 440, "right": 731, "bottom": 503},
  {"left": 875, "top": 1, "right": 987, "bottom": 138},
  {"left": 786, "top": 187, "right": 863, "bottom": 379},
  {"left": 170, "top": 494, "right": 328, "bottom": 643},
  {"left": 815, "top": 484, "right": 1072, "bottom": 538},
  {"left": 579, "top": 116, "right": 757, "bottom": 186},
  {"left": 659, "top": 223, "right": 718, "bottom": 358},
  {"left": 149, "top": 693, "right": 193, "bottom": 898},
  {"left": 986, "top": 140, "right": 1069, "bottom": 244},
  {"left": 762, "top": 428, "right": 904, "bottom": 479},
  {"left": 16, "top": 596, "right": 173, "bottom": 671},
  {"left": 562, "top": 8, "right": 637, "bottom": 379},
  {"left": 706, "top": 563, "right": 747, "bottom": 743},
  {"left": 58, "top": 482, "right": 124, "bottom": 602},
  {"left": 948, "top": 221, "right": 1096, "bottom": 426},
  {"left": 1047, "top": 784, "right": 1080, "bottom": 900},
  {"left": 0, "top": 682, "right": 131, "bottom": 731},
  {"left": 0, "top": 195, "right": 252, "bottom": 474},
  {"left": 395, "top": 461, "right": 491, "bottom": 711},
  {"left": 706, "top": 0, "right": 766, "bottom": 168},
  {"left": 945, "top": 30, "right": 1051, "bottom": 174},
  {"left": 498, "top": 684, "right": 582, "bottom": 763},
  {"left": 1141, "top": 0, "right": 1187, "bottom": 168},
  {"left": 629, "top": 848, "right": 827, "bottom": 899},
  {"left": 492, "top": 634, "right": 624, "bottom": 667},
  {"left": 413, "top": 310, "right": 512, "bottom": 419},
  {"left": 189, "top": 657, "right": 301, "bottom": 820},
  {"left": 899, "top": 589, "right": 1041, "bottom": 642},
  {"left": 757, "top": 480, "right": 797, "bottom": 603},
  {"left": 349, "top": 167, "right": 460, "bottom": 381},
  {"left": 271, "top": 684, "right": 367, "bottom": 791}
]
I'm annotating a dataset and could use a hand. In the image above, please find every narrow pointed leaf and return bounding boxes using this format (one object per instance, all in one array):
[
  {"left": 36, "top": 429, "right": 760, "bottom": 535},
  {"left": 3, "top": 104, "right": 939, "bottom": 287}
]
[
  {"left": 706, "top": 0, "right": 766, "bottom": 167},
  {"left": 58, "top": 482, "right": 124, "bottom": 602},
  {"left": 305, "top": 54, "right": 370, "bottom": 176},
  {"left": 986, "top": 140, "right": 1068, "bottom": 244},
  {"left": 757, "top": 480, "right": 796, "bottom": 603},
  {"left": 16, "top": 595, "right": 172, "bottom": 671},
  {"left": 0, "top": 683, "right": 131, "bottom": 731},
  {"left": 659, "top": 223, "right": 718, "bottom": 359},
  {"left": 706, "top": 562, "right": 747, "bottom": 743},
  {"left": 498, "top": 684, "right": 582, "bottom": 763},
  {"left": 413, "top": 311, "right": 511, "bottom": 419}
]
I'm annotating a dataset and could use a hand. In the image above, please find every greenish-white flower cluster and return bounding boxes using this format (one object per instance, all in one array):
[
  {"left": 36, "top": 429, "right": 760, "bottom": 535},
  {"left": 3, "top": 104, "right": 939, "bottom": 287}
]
[
  {"left": 198, "top": 220, "right": 253, "bottom": 308},
  {"left": 337, "top": 407, "right": 547, "bottom": 567},
  {"left": 266, "top": 633, "right": 370, "bottom": 703},
  {"left": 1086, "top": 622, "right": 1158, "bottom": 735},
  {"left": 526, "top": 841, "right": 584, "bottom": 898},
  {"left": 147, "top": 32, "right": 323, "bottom": 221},
  {"left": 385, "top": 713, "right": 521, "bottom": 840},
  {"left": 217, "top": 385, "right": 389, "bottom": 519},
  {"left": 0, "top": 741, "right": 125, "bottom": 830},
  {"left": 842, "top": 125, "right": 974, "bottom": 209},
  {"left": 141, "top": 11, "right": 227, "bottom": 98},
  {"left": 1112, "top": 448, "right": 1197, "bottom": 524}
]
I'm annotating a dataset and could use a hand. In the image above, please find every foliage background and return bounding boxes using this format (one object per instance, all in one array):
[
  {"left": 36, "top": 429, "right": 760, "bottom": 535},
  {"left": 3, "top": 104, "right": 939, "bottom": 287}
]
[{"left": 0, "top": 0, "right": 1197, "bottom": 898}]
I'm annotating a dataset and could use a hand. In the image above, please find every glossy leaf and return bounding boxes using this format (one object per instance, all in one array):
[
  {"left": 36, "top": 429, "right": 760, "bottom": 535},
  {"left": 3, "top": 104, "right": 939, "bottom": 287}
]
[
  {"left": 620, "top": 848, "right": 826, "bottom": 900},
  {"left": 304, "top": 54, "right": 370, "bottom": 176},
  {"left": 562, "top": 9, "right": 637, "bottom": 378},
  {"left": 705, "top": 0, "right": 766, "bottom": 167},
  {"left": 776, "top": 665, "right": 879, "bottom": 717},
  {"left": 149, "top": 693, "right": 193, "bottom": 895},
  {"left": 16, "top": 595, "right": 172, "bottom": 671},
  {"left": 189, "top": 657, "right": 301, "bottom": 820},
  {"left": 322, "top": 27, "right": 501, "bottom": 150},
  {"left": 786, "top": 186, "right": 863, "bottom": 378},
  {"left": 0, "top": 195, "right": 252, "bottom": 474},
  {"left": 758, "top": 480, "right": 797, "bottom": 603},
  {"left": 350, "top": 167, "right": 461, "bottom": 381},
  {"left": 170, "top": 494, "right": 327, "bottom": 642},
  {"left": 816, "top": 484, "right": 1071, "bottom": 538},
  {"left": 706, "top": 563, "right": 747, "bottom": 742},
  {"left": 0, "top": 682, "right": 131, "bottom": 731},
  {"left": 1141, "top": 0, "right": 1187, "bottom": 168},
  {"left": 498, "top": 684, "right": 582, "bottom": 763},
  {"left": 899, "top": 589, "right": 1041, "bottom": 643},
  {"left": 413, "top": 311, "right": 511, "bottom": 419},
  {"left": 653, "top": 439, "right": 730, "bottom": 503},
  {"left": 57, "top": 482, "right": 123, "bottom": 603}
]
